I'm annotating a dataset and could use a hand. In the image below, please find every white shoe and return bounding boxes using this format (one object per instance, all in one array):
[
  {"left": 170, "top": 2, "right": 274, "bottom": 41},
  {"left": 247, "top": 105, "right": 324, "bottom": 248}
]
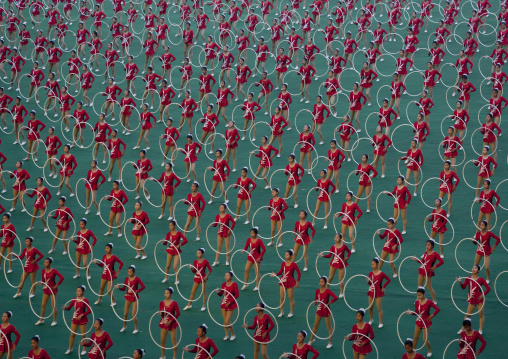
[
  {"left": 13, "top": 292, "right": 21, "bottom": 298},
  {"left": 326, "top": 344, "right": 333, "bottom": 349},
  {"left": 200, "top": 307, "right": 206, "bottom": 311},
  {"left": 402, "top": 231, "right": 406, "bottom": 234},
  {"left": 381, "top": 174, "right": 385, "bottom": 178},
  {"left": 277, "top": 243, "right": 283, "bottom": 247},
  {"left": 223, "top": 336, "right": 229, "bottom": 341},
  {"left": 208, "top": 200, "right": 213, "bottom": 204},
  {"left": 110, "top": 302, "right": 117, "bottom": 307},
  {"left": 158, "top": 215, "right": 163, "bottom": 220},
  {"left": 267, "top": 242, "right": 272, "bottom": 246},
  {"left": 413, "top": 193, "right": 417, "bottom": 197},
  {"left": 62, "top": 251, "right": 67, "bottom": 255},
  {"left": 65, "top": 349, "right": 73, "bottom": 355},
  {"left": 225, "top": 261, "right": 230, "bottom": 265},
  {"left": 339, "top": 294, "right": 344, "bottom": 298},
  {"left": 323, "top": 225, "right": 328, "bottom": 229},
  {"left": 278, "top": 312, "right": 284, "bottom": 318},
  {"left": 393, "top": 274, "right": 398, "bottom": 278},
  {"left": 35, "top": 319, "right": 44, "bottom": 325},
  {"left": 81, "top": 350, "right": 87, "bottom": 355},
  {"left": 427, "top": 353, "right": 432, "bottom": 358},
  {"left": 378, "top": 324, "right": 383, "bottom": 328},
  {"left": 288, "top": 313, "right": 294, "bottom": 317},
  {"left": 244, "top": 220, "right": 250, "bottom": 224},
  {"left": 264, "top": 185, "right": 270, "bottom": 189},
  {"left": 51, "top": 321, "right": 57, "bottom": 326},
  {"left": 303, "top": 267, "right": 308, "bottom": 272},
  {"left": 48, "top": 249, "right": 54, "bottom": 254},
  {"left": 294, "top": 204, "right": 299, "bottom": 208},
  {"left": 230, "top": 335, "right": 236, "bottom": 341},
  {"left": 73, "top": 274, "right": 80, "bottom": 279},
  {"left": 141, "top": 255, "right": 147, "bottom": 260},
  {"left": 120, "top": 327, "right": 126, "bottom": 332},
  {"left": 94, "top": 300, "right": 101, "bottom": 305},
  {"left": 440, "top": 255, "right": 444, "bottom": 258},
  {"left": 212, "top": 261, "right": 219, "bottom": 266},
  {"left": 351, "top": 249, "right": 356, "bottom": 253},
  {"left": 132, "top": 329, "right": 139, "bottom": 334},
  {"left": 162, "top": 278, "right": 168, "bottom": 283},
  {"left": 135, "top": 254, "right": 141, "bottom": 259},
  {"left": 241, "top": 284, "right": 248, "bottom": 290},
  {"left": 253, "top": 287, "right": 258, "bottom": 291},
  {"left": 183, "top": 305, "right": 192, "bottom": 310},
  {"left": 366, "top": 210, "right": 370, "bottom": 213}
]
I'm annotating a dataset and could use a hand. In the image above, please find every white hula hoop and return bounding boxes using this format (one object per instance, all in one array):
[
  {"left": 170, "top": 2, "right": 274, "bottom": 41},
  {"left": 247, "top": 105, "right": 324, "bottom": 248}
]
[
  {"left": 28, "top": 280, "right": 56, "bottom": 320},
  {"left": 148, "top": 310, "right": 182, "bottom": 349},
  {"left": 123, "top": 217, "right": 149, "bottom": 251},
  {"left": 85, "top": 258, "right": 114, "bottom": 297},
  {"left": 257, "top": 272, "right": 286, "bottom": 310},
  {"left": 305, "top": 186, "right": 332, "bottom": 220},
  {"left": 396, "top": 310, "right": 428, "bottom": 351},
  {"left": 315, "top": 251, "right": 347, "bottom": 285},
  {"left": 2, "top": 254, "right": 23, "bottom": 288},
  {"left": 111, "top": 283, "right": 139, "bottom": 322},
  {"left": 97, "top": 195, "right": 127, "bottom": 230},
  {"left": 154, "top": 239, "right": 182, "bottom": 277},
  {"left": 423, "top": 212, "right": 455, "bottom": 246},
  {"left": 494, "top": 270, "right": 508, "bottom": 308},
  {"left": 342, "top": 274, "right": 376, "bottom": 312},
  {"left": 372, "top": 228, "right": 402, "bottom": 264},
  {"left": 243, "top": 306, "right": 279, "bottom": 344},
  {"left": 78, "top": 337, "right": 105, "bottom": 359},
  {"left": 454, "top": 238, "right": 480, "bottom": 274},
  {"left": 206, "top": 287, "right": 240, "bottom": 327},
  {"left": 442, "top": 338, "right": 477, "bottom": 359},
  {"left": 229, "top": 248, "right": 259, "bottom": 286},
  {"left": 175, "top": 263, "right": 204, "bottom": 302},
  {"left": 397, "top": 255, "right": 428, "bottom": 294},
  {"left": 205, "top": 221, "right": 236, "bottom": 255},
  {"left": 450, "top": 277, "right": 485, "bottom": 316},
  {"left": 342, "top": 332, "right": 379, "bottom": 359},
  {"left": 62, "top": 298, "right": 95, "bottom": 336},
  {"left": 305, "top": 299, "right": 336, "bottom": 340}
]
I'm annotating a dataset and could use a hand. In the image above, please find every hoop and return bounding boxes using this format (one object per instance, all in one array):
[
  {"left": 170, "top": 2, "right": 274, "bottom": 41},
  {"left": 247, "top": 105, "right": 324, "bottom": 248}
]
[
  {"left": 375, "top": 191, "right": 401, "bottom": 222},
  {"left": 305, "top": 300, "right": 335, "bottom": 340},
  {"left": 402, "top": 70, "right": 425, "bottom": 97},
  {"left": 423, "top": 212, "right": 455, "bottom": 246},
  {"left": 274, "top": 231, "right": 305, "bottom": 264},
  {"left": 332, "top": 212, "right": 358, "bottom": 245},
  {"left": 305, "top": 186, "right": 332, "bottom": 220},
  {"left": 3, "top": 254, "right": 23, "bottom": 288},
  {"left": 182, "top": 343, "right": 212, "bottom": 359},
  {"left": 41, "top": 158, "right": 64, "bottom": 189},
  {"left": 29, "top": 281, "right": 56, "bottom": 320},
  {"left": 454, "top": 238, "right": 480, "bottom": 274},
  {"left": 442, "top": 338, "right": 477, "bottom": 359},
  {"left": 334, "top": 122, "right": 359, "bottom": 153},
  {"left": 315, "top": 251, "right": 346, "bottom": 285},
  {"left": 439, "top": 63, "right": 459, "bottom": 88},
  {"left": 154, "top": 239, "right": 182, "bottom": 277},
  {"left": 372, "top": 228, "right": 403, "bottom": 264},
  {"left": 419, "top": 177, "right": 449, "bottom": 209},
  {"left": 120, "top": 161, "right": 141, "bottom": 192},
  {"left": 397, "top": 156, "right": 423, "bottom": 186},
  {"left": 174, "top": 263, "right": 204, "bottom": 302},
  {"left": 143, "top": 177, "right": 164, "bottom": 208},
  {"left": 342, "top": 332, "right": 379, "bottom": 359},
  {"left": 205, "top": 221, "right": 236, "bottom": 255},
  {"left": 395, "top": 311, "right": 427, "bottom": 351},
  {"left": 470, "top": 198, "right": 497, "bottom": 231},
  {"left": 450, "top": 277, "right": 485, "bottom": 316},
  {"left": 461, "top": 160, "right": 489, "bottom": 191},
  {"left": 74, "top": 177, "right": 92, "bottom": 209},
  {"left": 0, "top": 330, "right": 10, "bottom": 358},
  {"left": 251, "top": 205, "right": 282, "bottom": 240},
  {"left": 470, "top": 127, "right": 498, "bottom": 157},
  {"left": 97, "top": 195, "right": 127, "bottom": 230},
  {"left": 123, "top": 217, "right": 149, "bottom": 251},
  {"left": 78, "top": 337, "right": 105, "bottom": 359},
  {"left": 500, "top": 220, "right": 508, "bottom": 252},
  {"left": 172, "top": 198, "right": 199, "bottom": 233},
  {"left": 203, "top": 167, "right": 227, "bottom": 200},
  {"left": 346, "top": 169, "right": 374, "bottom": 201},
  {"left": 389, "top": 123, "right": 415, "bottom": 154},
  {"left": 257, "top": 272, "right": 286, "bottom": 310},
  {"left": 229, "top": 249, "right": 259, "bottom": 286},
  {"left": 268, "top": 168, "right": 296, "bottom": 201},
  {"left": 294, "top": 109, "right": 314, "bottom": 135},
  {"left": 45, "top": 208, "right": 77, "bottom": 242},
  {"left": 148, "top": 310, "right": 182, "bottom": 349},
  {"left": 207, "top": 287, "right": 241, "bottom": 327},
  {"left": 342, "top": 274, "right": 376, "bottom": 312},
  {"left": 494, "top": 271, "right": 508, "bottom": 308},
  {"left": 62, "top": 298, "right": 95, "bottom": 335},
  {"left": 0, "top": 228, "right": 21, "bottom": 262},
  {"left": 242, "top": 306, "right": 279, "bottom": 344},
  {"left": 309, "top": 156, "right": 333, "bottom": 183},
  {"left": 397, "top": 256, "right": 427, "bottom": 294},
  {"left": 111, "top": 283, "right": 139, "bottom": 322},
  {"left": 224, "top": 183, "right": 252, "bottom": 217},
  {"left": 67, "top": 235, "right": 95, "bottom": 270},
  {"left": 85, "top": 258, "right": 113, "bottom": 297}
]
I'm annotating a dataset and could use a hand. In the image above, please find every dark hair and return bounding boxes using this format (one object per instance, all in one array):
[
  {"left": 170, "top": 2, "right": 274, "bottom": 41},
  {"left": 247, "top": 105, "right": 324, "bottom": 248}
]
[
  {"left": 135, "top": 349, "right": 145, "bottom": 357},
  {"left": 198, "top": 323, "right": 208, "bottom": 334}
]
